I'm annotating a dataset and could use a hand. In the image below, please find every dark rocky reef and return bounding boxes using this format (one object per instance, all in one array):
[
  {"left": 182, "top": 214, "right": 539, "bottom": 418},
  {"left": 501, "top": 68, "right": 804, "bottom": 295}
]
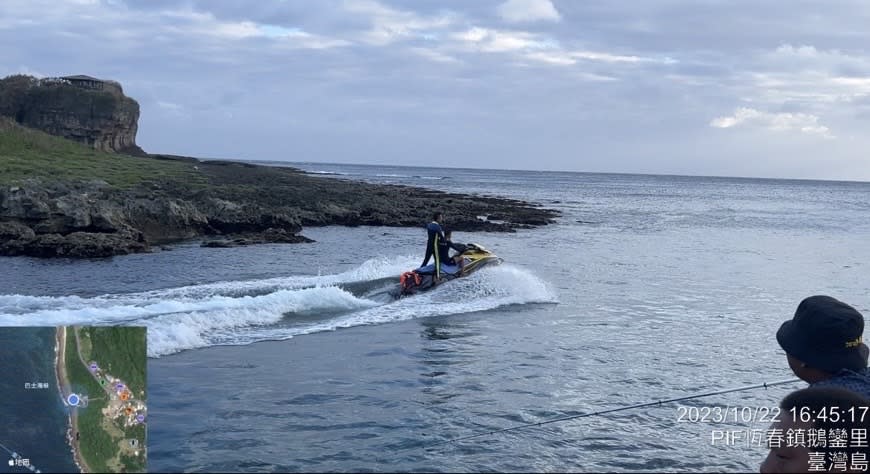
[
  {"left": 0, "top": 159, "right": 560, "bottom": 258},
  {"left": 201, "top": 228, "right": 315, "bottom": 248},
  {"left": 0, "top": 74, "right": 144, "bottom": 155}
]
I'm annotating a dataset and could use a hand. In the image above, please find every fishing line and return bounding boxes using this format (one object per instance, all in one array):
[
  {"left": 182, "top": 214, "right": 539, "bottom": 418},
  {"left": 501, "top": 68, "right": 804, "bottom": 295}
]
[
  {"left": 426, "top": 377, "right": 801, "bottom": 448},
  {"left": 0, "top": 442, "right": 14, "bottom": 456}
]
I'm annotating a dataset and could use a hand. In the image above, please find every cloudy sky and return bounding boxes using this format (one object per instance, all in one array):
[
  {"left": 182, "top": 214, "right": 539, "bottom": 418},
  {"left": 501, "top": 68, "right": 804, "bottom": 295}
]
[{"left": 2, "top": 0, "right": 870, "bottom": 180}]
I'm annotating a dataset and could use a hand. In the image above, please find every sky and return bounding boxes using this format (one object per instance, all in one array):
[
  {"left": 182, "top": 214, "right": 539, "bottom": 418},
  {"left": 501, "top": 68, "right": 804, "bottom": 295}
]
[{"left": 2, "top": 0, "right": 870, "bottom": 180}]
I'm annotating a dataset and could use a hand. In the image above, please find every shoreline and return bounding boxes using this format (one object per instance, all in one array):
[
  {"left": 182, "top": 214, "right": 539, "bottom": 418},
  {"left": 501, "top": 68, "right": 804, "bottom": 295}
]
[
  {"left": 55, "top": 327, "right": 89, "bottom": 473},
  {"left": 0, "top": 126, "right": 560, "bottom": 259}
]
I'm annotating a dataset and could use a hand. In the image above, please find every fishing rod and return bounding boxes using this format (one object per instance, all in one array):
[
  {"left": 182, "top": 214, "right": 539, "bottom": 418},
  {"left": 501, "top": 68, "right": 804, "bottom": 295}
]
[{"left": 427, "top": 377, "right": 802, "bottom": 448}]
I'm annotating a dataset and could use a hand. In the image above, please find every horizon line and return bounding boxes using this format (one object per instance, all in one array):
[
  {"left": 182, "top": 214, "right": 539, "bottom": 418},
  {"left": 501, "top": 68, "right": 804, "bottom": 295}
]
[{"left": 170, "top": 154, "right": 870, "bottom": 185}]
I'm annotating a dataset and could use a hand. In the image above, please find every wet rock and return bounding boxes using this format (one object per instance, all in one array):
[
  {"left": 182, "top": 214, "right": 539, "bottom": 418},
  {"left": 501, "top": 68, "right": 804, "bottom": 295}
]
[
  {"left": 0, "top": 221, "right": 35, "bottom": 241},
  {"left": 1, "top": 231, "right": 148, "bottom": 258},
  {"left": 200, "top": 229, "right": 314, "bottom": 248}
]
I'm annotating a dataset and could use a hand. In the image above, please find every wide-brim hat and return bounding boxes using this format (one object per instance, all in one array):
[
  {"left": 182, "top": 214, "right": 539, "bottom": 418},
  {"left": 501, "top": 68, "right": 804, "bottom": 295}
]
[{"left": 777, "top": 295, "right": 869, "bottom": 373}]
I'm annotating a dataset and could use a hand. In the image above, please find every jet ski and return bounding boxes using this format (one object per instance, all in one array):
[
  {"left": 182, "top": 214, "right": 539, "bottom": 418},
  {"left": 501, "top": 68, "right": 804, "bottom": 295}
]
[{"left": 396, "top": 243, "right": 503, "bottom": 297}]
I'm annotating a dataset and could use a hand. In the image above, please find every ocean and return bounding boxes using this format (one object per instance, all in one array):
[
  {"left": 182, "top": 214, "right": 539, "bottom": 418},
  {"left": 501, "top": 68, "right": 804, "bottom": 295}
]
[
  {"left": 0, "top": 328, "right": 78, "bottom": 473},
  {"left": 2, "top": 164, "right": 870, "bottom": 472}
]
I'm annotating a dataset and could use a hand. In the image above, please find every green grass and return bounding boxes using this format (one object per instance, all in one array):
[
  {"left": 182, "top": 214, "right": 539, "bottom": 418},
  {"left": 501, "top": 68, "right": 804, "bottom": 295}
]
[
  {"left": 66, "top": 328, "right": 113, "bottom": 474},
  {"left": 0, "top": 118, "right": 205, "bottom": 188},
  {"left": 67, "top": 327, "right": 147, "bottom": 473},
  {"left": 120, "top": 453, "right": 143, "bottom": 473},
  {"left": 121, "top": 422, "right": 147, "bottom": 472},
  {"left": 85, "top": 327, "right": 147, "bottom": 397}
]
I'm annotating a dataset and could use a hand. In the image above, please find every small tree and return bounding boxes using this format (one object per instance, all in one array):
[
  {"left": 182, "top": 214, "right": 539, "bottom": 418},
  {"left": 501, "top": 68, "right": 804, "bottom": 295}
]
[{"left": 0, "top": 74, "right": 38, "bottom": 119}]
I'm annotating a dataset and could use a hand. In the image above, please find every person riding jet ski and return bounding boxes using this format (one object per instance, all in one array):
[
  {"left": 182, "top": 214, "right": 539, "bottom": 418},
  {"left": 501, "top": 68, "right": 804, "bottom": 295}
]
[
  {"left": 398, "top": 240, "right": 502, "bottom": 297},
  {"left": 438, "top": 230, "right": 468, "bottom": 268},
  {"left": 420, "top": 212, "right": 446, "bottom": 279}
]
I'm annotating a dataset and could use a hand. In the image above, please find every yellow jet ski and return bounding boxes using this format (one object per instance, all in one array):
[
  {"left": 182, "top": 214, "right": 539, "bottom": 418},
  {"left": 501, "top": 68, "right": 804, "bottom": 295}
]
[{"left": 397, "top": 243, "right": 503, "bottom": 297}]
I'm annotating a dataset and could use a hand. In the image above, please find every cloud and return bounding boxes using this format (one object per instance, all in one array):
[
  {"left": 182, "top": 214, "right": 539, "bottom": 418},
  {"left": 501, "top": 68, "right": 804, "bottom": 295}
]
[
  {"left": 443, "top": 25, "right": 676, "bottom": 72},
  {"left": 497, "top": 0, "right": 560, "bottom": 24},
  {"left": 523, "top": 51, "right": 575, "bottom": 65},
  {"left": 343, "top": 0, "right": 456, "bottom": 45},
  {"left": 716, "top": 44, "right": 870, "bottom": 120},
  {"left": 407, "top": 47, "right": 461, "bottom": 64},
  {"left": 524, "top": 49, "right": 676, "bottom": 66},
  {"left": 774, "top": 44, "right": 822, "bottom": 58},
  {"left": 157, "top": 101, "right": 182, "bottom": 111},
  {"left": 451, "top": 27, "right": 556, "bottom": 53},
  {"left": 710, "top": 107, "right": 834, "bottom": 138},
  {"left": 770, "top": 43, "right": 870, "bottom": 71},
  {"left": 5, "top": 0, "right": 870, "bottom": 179},
  {"left": 158, "top": 9, "right": 350, "bottom": 48}
]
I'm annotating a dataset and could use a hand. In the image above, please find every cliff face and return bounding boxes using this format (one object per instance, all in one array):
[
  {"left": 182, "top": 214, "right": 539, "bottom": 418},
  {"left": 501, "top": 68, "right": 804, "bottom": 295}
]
[{"left": 0, "top": 75, "right": 144, "bottom": 155}]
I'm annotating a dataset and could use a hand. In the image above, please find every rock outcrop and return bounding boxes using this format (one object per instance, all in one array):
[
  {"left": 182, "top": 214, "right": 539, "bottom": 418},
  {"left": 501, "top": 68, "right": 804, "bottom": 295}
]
[
  {"left": 0, "top": 181, "right": 148, "bottom": 257},
  {"left": 0, "top": 161, "right": 560, "bottom": 258},
  {"left": 0, "top": 178, "right": 309, "bottom": 258},
  {"left": 0, "top": 74, "right": 144, "bottom": 155}
]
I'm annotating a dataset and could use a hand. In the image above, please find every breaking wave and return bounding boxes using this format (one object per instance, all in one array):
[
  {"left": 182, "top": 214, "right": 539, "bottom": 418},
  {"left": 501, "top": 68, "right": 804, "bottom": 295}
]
[{"left": 0, "top": 258, "right": 556, "bottom": 358}]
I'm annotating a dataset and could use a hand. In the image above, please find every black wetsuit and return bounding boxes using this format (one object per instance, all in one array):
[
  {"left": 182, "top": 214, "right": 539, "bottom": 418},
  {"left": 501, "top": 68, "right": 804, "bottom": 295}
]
[
  {"left": 437, "top": 239, "right": 467, "bottom": 266},
  {"left": 420, "top": 221, "right": 445, "bottom": 271}
]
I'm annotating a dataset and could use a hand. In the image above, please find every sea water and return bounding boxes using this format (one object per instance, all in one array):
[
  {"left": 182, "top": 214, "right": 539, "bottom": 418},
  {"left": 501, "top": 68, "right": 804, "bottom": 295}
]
[
  {"left": 2, "top": 166, "right": 870, "bottom": 471},
  {"left": 0, "top": 328, "right": 78, "bottom": 473}
]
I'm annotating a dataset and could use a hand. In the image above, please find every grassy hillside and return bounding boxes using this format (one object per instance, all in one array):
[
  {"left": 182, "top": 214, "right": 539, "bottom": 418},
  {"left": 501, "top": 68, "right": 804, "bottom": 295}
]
[
  {"left": 67, "top": 327, "right": 147, "bottom": 473},
  {"left": 0, "top": 118, "right": 203, "bottom": 187},
  {"left": 86, "top": 327, "right": 147, "bottom": 398}
]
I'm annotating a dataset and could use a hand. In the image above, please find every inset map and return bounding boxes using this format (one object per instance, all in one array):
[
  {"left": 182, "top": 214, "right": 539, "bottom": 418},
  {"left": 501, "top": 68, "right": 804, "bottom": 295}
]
[{"left": 0, "top": 327, "right": 147, "bottom": 473}]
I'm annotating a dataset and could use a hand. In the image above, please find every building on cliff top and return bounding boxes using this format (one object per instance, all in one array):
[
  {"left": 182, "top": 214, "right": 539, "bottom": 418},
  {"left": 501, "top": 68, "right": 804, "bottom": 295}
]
[{"left": 60, "top": 74, "right": 123, "bottom": 95}]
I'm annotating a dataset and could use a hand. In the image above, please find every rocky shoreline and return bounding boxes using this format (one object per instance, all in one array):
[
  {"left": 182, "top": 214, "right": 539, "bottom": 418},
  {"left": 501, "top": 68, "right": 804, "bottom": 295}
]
[
  {"left": 55, "top": 327, "right": 90, "bottom": 473},
  {"left": 0, "top": 156, "right": 559, "bottom": 259}
]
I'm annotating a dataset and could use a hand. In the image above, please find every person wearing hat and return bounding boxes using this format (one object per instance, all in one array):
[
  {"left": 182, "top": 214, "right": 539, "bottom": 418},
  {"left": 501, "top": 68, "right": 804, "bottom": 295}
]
[{"left": 776, "top": 295, "right": 870, "bottom": 398}]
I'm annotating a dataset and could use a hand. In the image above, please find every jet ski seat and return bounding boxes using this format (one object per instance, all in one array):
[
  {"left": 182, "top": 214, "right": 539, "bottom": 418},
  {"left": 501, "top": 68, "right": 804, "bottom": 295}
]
[{"left": 416, "top": 262, "right": 462, "bottom": 276}]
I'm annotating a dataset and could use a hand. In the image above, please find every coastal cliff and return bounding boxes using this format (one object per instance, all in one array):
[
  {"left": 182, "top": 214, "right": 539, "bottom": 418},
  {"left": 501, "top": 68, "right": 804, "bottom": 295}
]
[{"left": 0, "top": 74, "right": 144, "bottom": 155}]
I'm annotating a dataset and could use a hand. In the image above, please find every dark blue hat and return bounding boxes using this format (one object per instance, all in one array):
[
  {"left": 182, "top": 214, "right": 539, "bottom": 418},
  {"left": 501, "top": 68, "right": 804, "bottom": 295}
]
[{"left": 777, "top": 295, "right": 869, "bottom": 373}]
